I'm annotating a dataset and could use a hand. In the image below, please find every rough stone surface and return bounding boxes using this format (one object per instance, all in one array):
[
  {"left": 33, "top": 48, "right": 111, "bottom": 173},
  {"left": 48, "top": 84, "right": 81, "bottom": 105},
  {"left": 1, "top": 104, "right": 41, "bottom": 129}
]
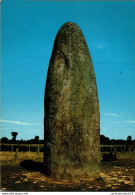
[{"left": 44, "top": 22, "right": 100, "bottom": 180}]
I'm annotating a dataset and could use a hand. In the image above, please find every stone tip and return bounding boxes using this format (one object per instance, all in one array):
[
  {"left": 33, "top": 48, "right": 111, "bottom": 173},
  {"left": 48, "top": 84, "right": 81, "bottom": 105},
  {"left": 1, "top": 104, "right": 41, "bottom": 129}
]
[
  {"left": 60, "top": 21, "right": 79, "bottom": 31},
  {"left": 62, "top": 21, "right": 78, "bottom": 27},
  {"left": 54, "top": 21, "right": 82, "bottom": 47},
  {"left": 64, "top": 21, "right": 78, "bottom": 26}
]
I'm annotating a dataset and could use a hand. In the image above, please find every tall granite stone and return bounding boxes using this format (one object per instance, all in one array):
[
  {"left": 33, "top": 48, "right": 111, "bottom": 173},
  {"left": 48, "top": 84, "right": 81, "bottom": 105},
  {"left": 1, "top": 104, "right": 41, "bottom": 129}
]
[{"left": 44, "top": 22, "right": 100, "bottom": 180}]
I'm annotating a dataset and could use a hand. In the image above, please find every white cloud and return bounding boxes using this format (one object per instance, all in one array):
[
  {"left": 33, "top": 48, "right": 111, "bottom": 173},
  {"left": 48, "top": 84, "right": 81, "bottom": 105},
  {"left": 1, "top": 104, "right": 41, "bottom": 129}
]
[
  {"left": 123, "top": 120, "right": 135, "bottom": 124},
  {"left": 96, "top": 42, "right": 109, "bottom": 50},
  {"left": 0, "top": 119, "right": 33, "bottom": 125},
  {"left": 105, "top": 113, "right": 122, "bottom": 117},
  {"left": 35, "top": 123, "right": 42, "bottom": 126},
  {"left": 0, "top": 127, "right": 9, "bottom": 130},
  {"left": 112, "top": 121, "right": 119, "bottom": 124}
]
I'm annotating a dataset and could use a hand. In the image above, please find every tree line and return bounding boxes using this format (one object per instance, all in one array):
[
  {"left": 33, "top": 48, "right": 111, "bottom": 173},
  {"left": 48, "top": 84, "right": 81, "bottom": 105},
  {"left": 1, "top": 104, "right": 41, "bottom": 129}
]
[
  {"left": 100, "top": 135, "right": 134, "bottom": 145},
  {"left": 0, "top": 132, "right": 44, "bottom": 144},
  {"left": 0, "top": 132, "right": 134, "bottom": 145}
]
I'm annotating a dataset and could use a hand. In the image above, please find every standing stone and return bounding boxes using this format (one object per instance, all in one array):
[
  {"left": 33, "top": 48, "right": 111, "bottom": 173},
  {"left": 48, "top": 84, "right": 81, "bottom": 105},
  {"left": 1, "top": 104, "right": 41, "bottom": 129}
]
[{"left": 44, "top": 22, "right": 100, "bottom": 180}]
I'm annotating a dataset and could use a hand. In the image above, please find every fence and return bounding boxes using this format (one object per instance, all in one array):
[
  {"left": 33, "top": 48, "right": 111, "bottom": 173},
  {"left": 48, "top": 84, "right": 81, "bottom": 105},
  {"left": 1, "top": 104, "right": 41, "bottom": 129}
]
[
  {"left": 0, "top": 144, "right": 134, "bottom": 153},
  {"left": 0, "top": 144, "right": 44, "bottom": 152}
]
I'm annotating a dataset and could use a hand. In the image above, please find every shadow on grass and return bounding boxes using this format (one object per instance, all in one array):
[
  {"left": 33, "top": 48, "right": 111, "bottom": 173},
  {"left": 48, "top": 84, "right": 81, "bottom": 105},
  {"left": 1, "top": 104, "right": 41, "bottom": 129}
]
[
  {"left": 101, "top": 158, "right": 135, "bottom": 167},
  {"left": 20, "top": 160, "right": 44, "bottom": 173}
]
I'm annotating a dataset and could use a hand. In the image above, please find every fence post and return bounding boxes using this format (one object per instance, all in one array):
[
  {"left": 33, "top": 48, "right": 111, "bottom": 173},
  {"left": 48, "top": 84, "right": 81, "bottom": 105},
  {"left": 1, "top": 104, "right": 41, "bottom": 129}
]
[
  {"left": 124, "top": 145, "right": 126, "bottom": 152},
  {"left": 102, "top": 143, "right": 103, "bottom": 152},
  {"left": 36, "top": 146, "right": 40, "bottom": 160},
  {"left": 29, "top": 145, "right": 30, "bottom": 152},
  {"left": 14, "top": 148, "right": 18, "bottom": 160},
  {"left": 111, "top": 146, "right": 112, "bottom": 152},
  {"left": 11, "top": 145, "right": 13, "bottom": 151}
]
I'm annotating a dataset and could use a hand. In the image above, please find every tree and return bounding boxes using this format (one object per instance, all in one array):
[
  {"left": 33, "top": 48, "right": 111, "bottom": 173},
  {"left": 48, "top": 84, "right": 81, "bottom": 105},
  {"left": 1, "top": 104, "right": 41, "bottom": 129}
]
[
  {"left": 1, "top": 137, "right": 9, "bottom": 143},
  {"left": 35, "top": 136, "right": 39, "bottom": 143},
  {"left": 11, "top": 132, "right": 18, "bottom": 143},
  {"left": 127, "top": 135, "right": 132, "bottom": 145},
  {"left": 100, "top": 135, "right": 110, "bottom": 145},
  {"left": 35, "top": 136, "right": 39, "bottom": 141}
]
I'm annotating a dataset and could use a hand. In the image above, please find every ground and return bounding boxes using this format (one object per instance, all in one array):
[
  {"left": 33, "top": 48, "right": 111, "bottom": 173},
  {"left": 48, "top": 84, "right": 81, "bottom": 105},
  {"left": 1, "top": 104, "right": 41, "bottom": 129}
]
[{"left": 0, "top": 151, "right": 135, "bottom": 191}]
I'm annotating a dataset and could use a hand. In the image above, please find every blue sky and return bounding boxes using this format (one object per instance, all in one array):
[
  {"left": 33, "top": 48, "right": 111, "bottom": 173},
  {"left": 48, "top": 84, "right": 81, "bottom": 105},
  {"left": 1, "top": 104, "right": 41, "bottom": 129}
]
[{"left": 1, "top": 0, "right": 135, "bottom": 140}]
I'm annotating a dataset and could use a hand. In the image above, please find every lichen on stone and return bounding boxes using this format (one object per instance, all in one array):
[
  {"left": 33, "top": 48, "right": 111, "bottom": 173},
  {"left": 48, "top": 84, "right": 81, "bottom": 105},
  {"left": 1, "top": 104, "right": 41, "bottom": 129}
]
[{"left": 44, "top": 22, "right": 100, "bottom": 181}]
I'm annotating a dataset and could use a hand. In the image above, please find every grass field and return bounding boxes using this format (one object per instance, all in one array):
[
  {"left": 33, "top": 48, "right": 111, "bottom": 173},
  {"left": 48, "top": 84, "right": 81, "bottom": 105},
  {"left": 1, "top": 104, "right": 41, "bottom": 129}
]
[{"left": 1, "top": 151, "right": 135, "bottom": 191}]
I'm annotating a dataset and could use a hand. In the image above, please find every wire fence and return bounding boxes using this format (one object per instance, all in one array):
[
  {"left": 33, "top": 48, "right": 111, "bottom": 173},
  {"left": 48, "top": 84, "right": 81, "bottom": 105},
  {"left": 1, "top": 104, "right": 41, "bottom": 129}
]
[{"left": 0, "top": 144, "right": 134, "bottom": 153}]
